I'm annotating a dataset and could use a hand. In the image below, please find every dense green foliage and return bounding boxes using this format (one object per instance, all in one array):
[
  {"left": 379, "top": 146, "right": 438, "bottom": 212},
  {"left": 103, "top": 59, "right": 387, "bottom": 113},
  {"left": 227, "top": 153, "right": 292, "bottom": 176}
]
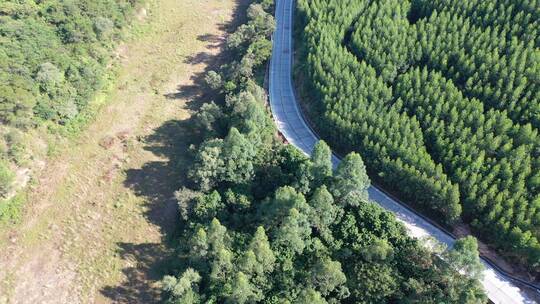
[
  {"left": 0, "top": 0, "right": 139, "bottom": 200},
  {"left": 0, "top": 0, "right": 138, "bottom": 127},
  {"left": 161, "top": 1, "right": 487, "bottom": 303},
  {"left": 296, "top": 0, "right": 540, "bottom": 269}
]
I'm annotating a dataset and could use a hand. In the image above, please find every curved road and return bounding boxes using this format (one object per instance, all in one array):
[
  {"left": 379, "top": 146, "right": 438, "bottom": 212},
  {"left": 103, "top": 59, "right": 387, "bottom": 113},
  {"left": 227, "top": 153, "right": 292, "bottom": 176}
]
[{"left": 268, "top": 0, "right": 537, "bottom": 302}]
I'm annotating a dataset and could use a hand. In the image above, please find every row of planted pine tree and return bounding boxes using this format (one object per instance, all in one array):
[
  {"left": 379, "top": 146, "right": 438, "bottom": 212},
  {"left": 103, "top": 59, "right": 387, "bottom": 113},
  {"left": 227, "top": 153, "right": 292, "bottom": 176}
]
[{"left": 296, "top": 0, "right": 540, "bottom": 270}]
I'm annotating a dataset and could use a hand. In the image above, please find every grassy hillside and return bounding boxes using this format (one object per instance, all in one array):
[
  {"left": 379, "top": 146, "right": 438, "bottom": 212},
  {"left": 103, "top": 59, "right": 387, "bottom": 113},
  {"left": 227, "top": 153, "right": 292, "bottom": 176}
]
[
  {"left": 0, "top": 0, "right": 140, "bottom": 126},
  {"left": 0, "top": 0, "right": 237, "bottom": 301},
  {"left": 0, "top": 0, "right": 140, "bottom": 204}
]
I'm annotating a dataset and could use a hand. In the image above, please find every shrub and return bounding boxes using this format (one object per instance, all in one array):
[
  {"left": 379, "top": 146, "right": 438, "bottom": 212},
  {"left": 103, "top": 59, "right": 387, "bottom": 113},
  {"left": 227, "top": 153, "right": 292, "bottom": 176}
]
[{"left": 0, "top": 160, "right": 15, "bottom": 198}]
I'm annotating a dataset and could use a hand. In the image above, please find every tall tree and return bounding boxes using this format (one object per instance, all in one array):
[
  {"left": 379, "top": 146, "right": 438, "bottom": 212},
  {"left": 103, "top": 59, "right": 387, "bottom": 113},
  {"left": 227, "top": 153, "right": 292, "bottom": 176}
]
[
  {"left": 309, "top": 258, "right": 347, "bottom": 296},
  {"left": 162, "top": 268, "right": 202, "bottom": 304},
  {"left": 309, "top": 185, "right": 341, "bottom": 241},
  {"left": 296, "top": 289, "right": 328, "bottom": 304},
  {"left": 227, "top": 272, "right": 262, "bottom": 303},
  {"left": 220, "top": 127, "right": 256, "bottom": 185},
  {"left": 445, "top": 236, "right": 484, "bottom": 280},
  {"left": 249, "top": 226, "right": 276, "bottom": 274},
  {"left": 311, "top": 140, "right": 333, "bottom": 186},
  {"left": 331, "top": 152, "right": 370, "bottom": 205}
]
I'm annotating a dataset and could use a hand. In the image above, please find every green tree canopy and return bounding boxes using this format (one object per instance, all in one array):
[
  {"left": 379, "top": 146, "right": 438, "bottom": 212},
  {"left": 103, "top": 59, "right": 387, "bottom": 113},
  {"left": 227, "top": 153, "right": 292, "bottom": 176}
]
[{"left": 331, "top": 152, "right": 370, "bottom": 205}]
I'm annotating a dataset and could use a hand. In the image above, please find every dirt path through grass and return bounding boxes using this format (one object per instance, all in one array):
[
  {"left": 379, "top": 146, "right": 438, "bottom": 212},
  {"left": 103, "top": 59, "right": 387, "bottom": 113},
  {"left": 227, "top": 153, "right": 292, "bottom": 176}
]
[{"left": 0, "top": 0, "right": 238, "bottom": 302}]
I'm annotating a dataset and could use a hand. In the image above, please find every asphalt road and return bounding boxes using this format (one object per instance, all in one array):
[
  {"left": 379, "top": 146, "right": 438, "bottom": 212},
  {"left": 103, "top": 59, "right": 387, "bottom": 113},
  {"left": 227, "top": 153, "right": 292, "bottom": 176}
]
[{"left": 268, "top": 0, "right": 536, "bottom": 302}]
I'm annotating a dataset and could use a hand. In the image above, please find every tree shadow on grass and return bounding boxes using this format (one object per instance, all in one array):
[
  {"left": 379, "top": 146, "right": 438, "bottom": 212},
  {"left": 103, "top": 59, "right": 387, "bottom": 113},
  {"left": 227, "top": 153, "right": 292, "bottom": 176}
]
[
  {"left": 197, "top": 33, "right": 225, "bottom": 50},
  {"left": 197, "top": 33, "right": 226, "bottom": 44},
  {"left": 99, "top": 0, "right": 251, "bottom": 302},
  {"left": 163, "top": 23, "right": 230, "bottom": 104},
  {"left": 123, "top": 117, "right": 205, "bottom": 237},
  {"left": 183, "top": 51, "right": 215, "bottom": 65},
  {"left": 163, "top": 0, "right": 251, "bottom": 109},
  {"left": 99, "top": 116, "right": 204, "bottom": 303},
  {"left": 99, "top": 242, "right": 174, "bottom": 303},
  {"left": 162, "top": 49, "right": 220, "bottom": 108}
]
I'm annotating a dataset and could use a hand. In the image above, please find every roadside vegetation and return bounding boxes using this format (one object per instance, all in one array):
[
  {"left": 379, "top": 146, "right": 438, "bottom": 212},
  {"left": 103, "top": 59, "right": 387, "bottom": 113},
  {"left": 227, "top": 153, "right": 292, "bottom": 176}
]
[
  {"left": 160, "top": 1, "right": 487, "bottom": 302},
  {"left": 295, "top": 0, "right": 540, "bottom": 272}
]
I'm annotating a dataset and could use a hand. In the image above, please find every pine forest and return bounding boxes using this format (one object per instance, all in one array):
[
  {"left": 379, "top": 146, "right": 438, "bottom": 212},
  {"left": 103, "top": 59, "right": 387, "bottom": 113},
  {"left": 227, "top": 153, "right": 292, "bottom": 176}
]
[{"left": 295, "top": 0, "right": 540, "bottom": 270}]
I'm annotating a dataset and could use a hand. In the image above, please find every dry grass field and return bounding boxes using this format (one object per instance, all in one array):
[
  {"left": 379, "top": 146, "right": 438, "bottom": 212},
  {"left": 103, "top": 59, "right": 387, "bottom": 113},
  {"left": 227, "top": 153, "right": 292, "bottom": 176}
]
[{"left": 0, "top": 0, "right": 241, "bottom": 302}]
